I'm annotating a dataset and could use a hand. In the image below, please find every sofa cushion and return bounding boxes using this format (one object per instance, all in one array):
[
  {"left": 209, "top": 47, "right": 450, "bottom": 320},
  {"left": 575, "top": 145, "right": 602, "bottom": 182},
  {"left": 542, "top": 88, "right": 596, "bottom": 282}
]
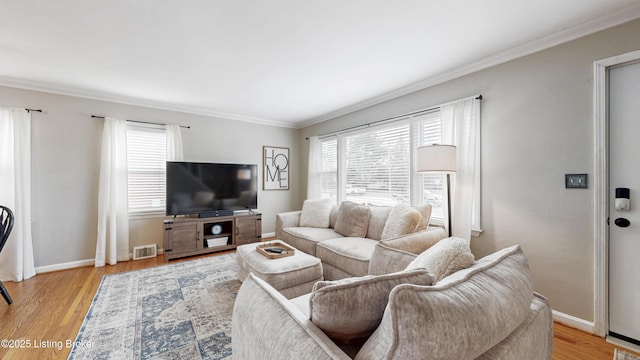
[
  {"left": 413, "top": 204, "right": 432, "bottom": 231},
  {"left": 380, "top": 205, "right": 421, "bottom": 240},
  {"left": 334, "top": 201, "right": 371, "bottom": 237},
  {"left": 280, "top": 227, "right": 343, "bottom": 256},
  {"left": 355, "top": 245, "right": 534, "bottom": 360},
  {"left": 299, "top": 198, "right": 334, "bottom": 228},
  {"left": 309, "top": 269, "right": 434, "bottom": 344},
  {"left": 406, "top": 236, "right": 475, "bottom": 282},
  {"left": 365, "top": 205, "right": 392, "bottom": 240},
  {"left": 316, "top": 237, "right": 378, "bottom": 277},
  {"left": 329, "top": 205, "right": 339, "bottom": 229}
]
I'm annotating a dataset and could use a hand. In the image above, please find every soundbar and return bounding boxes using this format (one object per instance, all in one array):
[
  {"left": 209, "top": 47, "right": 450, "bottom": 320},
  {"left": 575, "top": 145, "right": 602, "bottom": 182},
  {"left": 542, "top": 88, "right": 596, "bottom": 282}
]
[{"left": 198, "top": 210, "right": 234, "bottom": 218}]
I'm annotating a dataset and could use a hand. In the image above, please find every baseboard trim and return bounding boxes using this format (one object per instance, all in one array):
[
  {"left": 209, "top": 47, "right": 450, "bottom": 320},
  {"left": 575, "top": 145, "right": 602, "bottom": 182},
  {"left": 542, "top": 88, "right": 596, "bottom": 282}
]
[
  {"left": 262, "top": 232, "right": 275, "bottom": 239},
  {"left": 35, "top": 259, "right": 95, "bottom": 274},
  {"left": 36, "top": 248, "right": 166, "bottom": 274},
  {"left": 552, "top": 310, "right": 595, "bottom": 334}
]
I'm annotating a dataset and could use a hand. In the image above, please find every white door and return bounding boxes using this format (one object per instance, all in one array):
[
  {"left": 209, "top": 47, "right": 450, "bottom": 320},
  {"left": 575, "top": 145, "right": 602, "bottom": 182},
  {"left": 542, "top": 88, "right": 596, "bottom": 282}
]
[{"left": 609, "top": 61, "right": 640, "bottom": 345}]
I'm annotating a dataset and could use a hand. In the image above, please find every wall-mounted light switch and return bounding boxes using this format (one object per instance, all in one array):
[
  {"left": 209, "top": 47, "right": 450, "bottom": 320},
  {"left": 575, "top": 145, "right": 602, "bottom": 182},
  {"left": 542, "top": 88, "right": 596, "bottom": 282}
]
[{"left": 565, "top": 174, "right": 588, "bottom": 189}]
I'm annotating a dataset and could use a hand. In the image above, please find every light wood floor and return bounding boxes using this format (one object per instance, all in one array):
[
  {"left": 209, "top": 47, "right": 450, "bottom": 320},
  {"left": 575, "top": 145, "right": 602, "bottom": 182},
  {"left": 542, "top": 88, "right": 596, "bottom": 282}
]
[{"left": 0, "top": 251, "right": 637, "bottom": 360}]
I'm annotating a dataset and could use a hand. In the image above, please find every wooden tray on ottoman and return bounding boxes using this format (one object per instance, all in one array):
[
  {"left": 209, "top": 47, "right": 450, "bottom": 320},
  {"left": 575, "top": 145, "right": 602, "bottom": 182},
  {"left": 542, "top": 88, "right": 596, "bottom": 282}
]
[{"left": 256, "top": 241, "right": 296, "bottom": 259}]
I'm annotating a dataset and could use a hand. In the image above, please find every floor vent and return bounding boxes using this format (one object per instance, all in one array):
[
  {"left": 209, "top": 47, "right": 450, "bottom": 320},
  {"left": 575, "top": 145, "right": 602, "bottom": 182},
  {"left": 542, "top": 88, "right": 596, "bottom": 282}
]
[{"left": 133, "top": 244, "right": 157, "bottom": 260}]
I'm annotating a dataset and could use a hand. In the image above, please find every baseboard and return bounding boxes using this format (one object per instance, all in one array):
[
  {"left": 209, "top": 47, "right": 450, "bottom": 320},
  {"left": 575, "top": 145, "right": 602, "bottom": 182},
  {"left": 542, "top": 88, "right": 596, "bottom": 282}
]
[
  {"left": 35, "top": 259, "right": 95, "bottom": 274},
  {"left": 36, "top": 248, "right": 166, "bottom": 274},
  {"left": 552, "top": 310, "right": 595, "bottom": 334},
  {"left": 262, "top": 232, "right": 275, "bottom": 239}
]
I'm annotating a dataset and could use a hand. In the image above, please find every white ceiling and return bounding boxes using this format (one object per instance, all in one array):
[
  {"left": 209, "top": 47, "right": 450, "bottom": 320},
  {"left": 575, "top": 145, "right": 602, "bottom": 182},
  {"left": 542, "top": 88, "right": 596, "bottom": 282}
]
[{"left": 1, "top": 1, "right": 639, "bottom": 128}]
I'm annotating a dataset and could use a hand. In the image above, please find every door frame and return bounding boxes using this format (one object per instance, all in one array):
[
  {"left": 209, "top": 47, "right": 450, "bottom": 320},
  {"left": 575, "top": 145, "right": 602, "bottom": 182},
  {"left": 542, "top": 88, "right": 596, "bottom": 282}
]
[{"left": 594, "top": 49, "right": 640, "bottom": 338}]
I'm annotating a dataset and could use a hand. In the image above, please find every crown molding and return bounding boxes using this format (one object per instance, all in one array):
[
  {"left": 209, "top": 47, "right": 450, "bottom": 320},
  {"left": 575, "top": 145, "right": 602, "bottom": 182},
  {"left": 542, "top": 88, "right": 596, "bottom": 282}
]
[
  {"left": 0, "top": 76, "right": 297, "bottom": 129},
  {"left": 297, "top": 4, "right": 640, "bottom": 128}
]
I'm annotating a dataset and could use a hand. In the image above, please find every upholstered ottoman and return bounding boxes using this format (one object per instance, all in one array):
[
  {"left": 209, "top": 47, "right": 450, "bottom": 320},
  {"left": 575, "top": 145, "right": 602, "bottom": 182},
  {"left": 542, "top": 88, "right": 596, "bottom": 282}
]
[{"left": 236, "top": 241, "right": 323, "bottom": 299}]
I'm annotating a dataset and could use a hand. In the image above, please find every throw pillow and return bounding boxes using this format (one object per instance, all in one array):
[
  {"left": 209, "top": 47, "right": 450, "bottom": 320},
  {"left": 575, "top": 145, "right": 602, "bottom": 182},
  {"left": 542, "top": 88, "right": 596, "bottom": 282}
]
[
  {"left": 366, "top": 205, "right": 392, "bottom": 240},
  {"left": 380, "top": 204, "right": 421, "bottom": 240},
  {"left": 405, "top": 237, "right": 475, "bottom": 282},
  {"left": 299, "top": 198, "right": 334, "bottom": 228},
  {"left": 309, "top": 269, "right": 434, "bottom": 344},
  {"left": 333, "top": 201, "right": 371, "bottom": 237},
  {"left": 413, "top": 204, "right": 433, "bottom": 231}
]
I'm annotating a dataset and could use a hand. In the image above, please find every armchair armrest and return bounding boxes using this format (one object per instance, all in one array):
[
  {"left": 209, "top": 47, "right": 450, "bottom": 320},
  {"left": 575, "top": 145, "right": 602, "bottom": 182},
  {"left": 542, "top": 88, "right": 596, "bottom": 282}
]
[
  {"left": 275, "top": 210, "right": 302, "bottom": 239},
  {"left": 233, "top": 274, "right": 351, "bottom": 360}
]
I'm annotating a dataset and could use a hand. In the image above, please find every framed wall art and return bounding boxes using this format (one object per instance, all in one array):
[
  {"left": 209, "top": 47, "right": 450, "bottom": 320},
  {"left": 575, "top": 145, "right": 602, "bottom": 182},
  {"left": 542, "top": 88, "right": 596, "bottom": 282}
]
[{"left": 263, "top": 146, "right": 289, "bottom": 190}]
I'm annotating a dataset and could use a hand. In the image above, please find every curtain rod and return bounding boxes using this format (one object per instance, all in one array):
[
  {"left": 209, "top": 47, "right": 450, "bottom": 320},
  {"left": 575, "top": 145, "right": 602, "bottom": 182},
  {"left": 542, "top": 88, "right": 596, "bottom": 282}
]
[
  {"left": 91, "top": 115, "right": 190, "bottom": 129},
  {"left": 26, "top": 108, "right": 42, "bottom": 113},
  {"left": 305, "top": 94, "right": 482, "bottom": 140}
]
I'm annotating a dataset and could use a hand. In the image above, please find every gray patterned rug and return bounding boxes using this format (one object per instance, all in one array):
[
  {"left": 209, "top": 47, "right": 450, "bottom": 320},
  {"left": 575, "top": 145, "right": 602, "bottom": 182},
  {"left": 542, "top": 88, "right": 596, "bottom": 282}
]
[
  {"left": 616, "top": 349, "right": 640, "bottom": 360},
  {"left": 68, "top": 254, "right": 239, "bottom": 360}
]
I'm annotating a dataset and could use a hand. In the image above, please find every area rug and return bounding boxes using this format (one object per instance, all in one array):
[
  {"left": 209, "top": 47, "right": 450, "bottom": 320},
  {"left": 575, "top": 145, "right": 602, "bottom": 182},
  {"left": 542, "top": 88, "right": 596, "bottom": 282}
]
[
  {"left": 68, "top": 254, "right": 240, "bottom": 360},
  {"left": 616, "top": 349, "right": 640, "bottom": 360}
]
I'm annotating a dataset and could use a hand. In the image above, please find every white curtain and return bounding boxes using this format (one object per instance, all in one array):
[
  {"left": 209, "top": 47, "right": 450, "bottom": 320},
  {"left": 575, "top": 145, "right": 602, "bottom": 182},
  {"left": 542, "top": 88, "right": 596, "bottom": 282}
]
[
  {"left": 166, "top": 124, "right": 184, "bottom": 161},
  {"left": 0, "top": 107, "right": 36, "bottom": 282},
  {"left": 307, "top": 136, "right": 321, "bottom": 200},
  {"left": 95, "top": 117, "right": 130, "bottom": 266},
  {"left": 441, "top": 98, "right": 481, "bottom": 240}
]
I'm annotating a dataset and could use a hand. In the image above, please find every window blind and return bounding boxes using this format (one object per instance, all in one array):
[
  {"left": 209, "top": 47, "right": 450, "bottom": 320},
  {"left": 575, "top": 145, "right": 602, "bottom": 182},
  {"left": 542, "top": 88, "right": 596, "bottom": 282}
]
[
  {"left": 127, "top": 124, "right": 167, "bottom": 214},
  {"left": 340, "top": 122, "right": 411, "bottom": 206}
]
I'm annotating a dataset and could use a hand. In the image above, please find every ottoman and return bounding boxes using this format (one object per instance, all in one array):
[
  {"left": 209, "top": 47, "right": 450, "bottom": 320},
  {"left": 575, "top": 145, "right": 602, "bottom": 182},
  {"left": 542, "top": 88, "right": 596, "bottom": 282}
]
[{"left": 236, "top": 240, "right": 323, "bottom": 299}]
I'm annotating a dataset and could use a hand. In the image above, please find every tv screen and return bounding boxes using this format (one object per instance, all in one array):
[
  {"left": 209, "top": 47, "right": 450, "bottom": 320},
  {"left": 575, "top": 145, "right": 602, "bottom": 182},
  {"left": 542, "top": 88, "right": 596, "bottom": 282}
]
[{"left": 166, "top": 162, "right": 258, "bottom": 215}]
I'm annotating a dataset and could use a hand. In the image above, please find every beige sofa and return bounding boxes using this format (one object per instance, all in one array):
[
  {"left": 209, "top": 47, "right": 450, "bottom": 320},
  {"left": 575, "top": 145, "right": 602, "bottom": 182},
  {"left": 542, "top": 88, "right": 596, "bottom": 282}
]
[
  {"left": 232, "top": 244, "right": 553, "bottom": 359},
  {"left": 275, "top": 200, "right": 448, "bottom": 280}
]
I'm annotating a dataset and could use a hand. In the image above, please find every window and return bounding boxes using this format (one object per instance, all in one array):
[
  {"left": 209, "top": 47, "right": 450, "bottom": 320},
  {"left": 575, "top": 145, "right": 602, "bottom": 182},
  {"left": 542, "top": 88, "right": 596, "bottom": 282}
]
[
  {"left": 126, "top": 124, "right": 167, "bottom": 214},
  {"left": 314, "top": 97, "right": 481, "bottom": 233},
  {"left": 317, "top": 111, "right": 448, "bottom": 223},
  {"left": 341, "top": 123, "right": 411, "bottom": 206}
]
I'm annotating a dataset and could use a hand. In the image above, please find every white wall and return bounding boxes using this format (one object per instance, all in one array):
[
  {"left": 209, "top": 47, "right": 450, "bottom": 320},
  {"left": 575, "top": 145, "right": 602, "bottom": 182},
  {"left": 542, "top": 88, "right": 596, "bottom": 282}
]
[
  {"left": 0, "top": 86, "right": 300, "bottom": 268},
  {"left": 300, "top": 19, "right": 640, "bottom": 322}
]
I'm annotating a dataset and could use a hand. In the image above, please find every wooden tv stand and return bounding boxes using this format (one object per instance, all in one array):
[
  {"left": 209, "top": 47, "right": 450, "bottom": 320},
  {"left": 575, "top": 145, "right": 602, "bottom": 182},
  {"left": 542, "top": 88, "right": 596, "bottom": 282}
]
[{"left": 163, "top": 211, "right": 262, "bottom": 261}]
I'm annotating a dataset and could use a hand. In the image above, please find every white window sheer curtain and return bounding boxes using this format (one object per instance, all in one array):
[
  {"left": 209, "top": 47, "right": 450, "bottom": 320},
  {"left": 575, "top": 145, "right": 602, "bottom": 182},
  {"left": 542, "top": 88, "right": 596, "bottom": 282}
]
[
  {"left": 441, "top": 98, "right": 481, "bottom": 240},
  {"left": 307, "top": 136, "right": 321, "bottom": 199},
  {"left": 166, "top": 124, "right": 184, "bottom": 161},
  {"left": 95, "top": 117, "right": 130, "bottom": 266},
  {"left": 0, "top": 108, "right": 36, "bottom": 282}
]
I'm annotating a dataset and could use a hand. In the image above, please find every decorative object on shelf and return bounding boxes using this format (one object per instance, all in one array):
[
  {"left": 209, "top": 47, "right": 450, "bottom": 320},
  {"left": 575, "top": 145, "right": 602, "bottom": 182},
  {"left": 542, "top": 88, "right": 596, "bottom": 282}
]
[
  {"left": 263, "top": 146, "right": 289, "bottom": 190},
  {"left": 211, "top": 224, "right": 223, "bottom": 235},
  {"left": 207, "top": 237, "right": 228, "bottom": 248},
  {"left": 256, "top": 241, "right": 295, "bottom": 259},
  {"left": 417, "top": 144, "right": 457, "bottom": 236}
]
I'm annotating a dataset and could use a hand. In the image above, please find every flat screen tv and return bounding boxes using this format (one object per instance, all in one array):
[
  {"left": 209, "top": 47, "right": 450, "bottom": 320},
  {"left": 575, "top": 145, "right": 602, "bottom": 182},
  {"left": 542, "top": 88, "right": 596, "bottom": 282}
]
[{"left": 166, "top": 162, "right": 258, "bottom": 215}]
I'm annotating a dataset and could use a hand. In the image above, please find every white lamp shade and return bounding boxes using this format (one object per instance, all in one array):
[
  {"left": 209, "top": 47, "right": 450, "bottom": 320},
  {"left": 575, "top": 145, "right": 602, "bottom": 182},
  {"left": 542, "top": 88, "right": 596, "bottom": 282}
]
[{"left": 417, "top": 144, "right": 457, "bottom": 173}]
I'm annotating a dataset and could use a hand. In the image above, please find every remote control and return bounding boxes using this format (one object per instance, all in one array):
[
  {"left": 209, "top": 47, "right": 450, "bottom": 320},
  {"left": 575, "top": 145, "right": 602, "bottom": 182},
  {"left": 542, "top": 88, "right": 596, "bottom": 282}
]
[{"left": 265, "top": 247, "right": 284, "bottom": 254}]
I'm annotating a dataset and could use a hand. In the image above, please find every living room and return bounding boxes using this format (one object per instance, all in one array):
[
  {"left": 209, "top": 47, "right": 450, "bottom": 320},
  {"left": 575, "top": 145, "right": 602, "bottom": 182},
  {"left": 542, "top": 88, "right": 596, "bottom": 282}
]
[{"left": 2, "top": 1, "right": 640, "bottom": 359}]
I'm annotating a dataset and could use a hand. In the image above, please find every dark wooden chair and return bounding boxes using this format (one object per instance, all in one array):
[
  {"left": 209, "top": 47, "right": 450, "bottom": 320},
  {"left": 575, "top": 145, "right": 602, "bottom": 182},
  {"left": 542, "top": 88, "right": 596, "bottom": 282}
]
[{"left": 0, "top": 205, "right": 14, "bottom": 305}]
